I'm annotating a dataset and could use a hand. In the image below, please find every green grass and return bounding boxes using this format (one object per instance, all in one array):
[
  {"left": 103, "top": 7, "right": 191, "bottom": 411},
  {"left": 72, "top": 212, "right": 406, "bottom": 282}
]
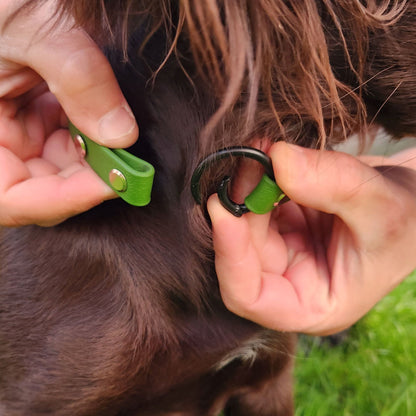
[{"left": 295, "top": 270, "right": 416, "bottom": 416}]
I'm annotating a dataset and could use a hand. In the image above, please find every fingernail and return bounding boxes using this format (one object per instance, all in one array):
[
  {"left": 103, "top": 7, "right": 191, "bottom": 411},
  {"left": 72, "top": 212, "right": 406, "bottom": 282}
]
[{"left": 98, "top": 105, "right": 137, "bottom": 145}]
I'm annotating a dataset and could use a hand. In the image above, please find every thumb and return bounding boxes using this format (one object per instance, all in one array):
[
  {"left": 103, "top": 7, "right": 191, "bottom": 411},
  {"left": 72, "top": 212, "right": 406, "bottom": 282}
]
[
  {"left": 269, "top": 142, "right": 400, "bottom": 242},
  {"left": 26, "top": 24, "right": 138, "bottom": 148},
  {"left": 207, "top": 194, "right": 264, "bottom": 308}
]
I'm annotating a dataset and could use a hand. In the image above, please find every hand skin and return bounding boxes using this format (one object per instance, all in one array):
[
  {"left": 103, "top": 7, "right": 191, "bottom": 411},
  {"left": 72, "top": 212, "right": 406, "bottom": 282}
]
[
  {"left": 0, "top": 1, "right": 138, "bottom": 226},
  {"left": 208, "top": 142, "right": 416, "bottom": 335}
]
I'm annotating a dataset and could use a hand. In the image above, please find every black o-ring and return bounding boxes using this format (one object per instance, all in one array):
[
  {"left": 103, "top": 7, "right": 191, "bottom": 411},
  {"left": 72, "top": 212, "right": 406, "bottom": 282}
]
[{"left": 191, "top": 146, "right": 275, "bottom": 217}]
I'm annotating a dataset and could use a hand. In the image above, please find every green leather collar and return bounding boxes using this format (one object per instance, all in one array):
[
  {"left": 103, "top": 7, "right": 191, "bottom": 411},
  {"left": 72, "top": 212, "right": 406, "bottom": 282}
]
[
  {"left": 69, "top": 123, "right": 155, "bottom": 206},
  {"left": 69, "top": 124, "right": 284, "bottom": 215}
]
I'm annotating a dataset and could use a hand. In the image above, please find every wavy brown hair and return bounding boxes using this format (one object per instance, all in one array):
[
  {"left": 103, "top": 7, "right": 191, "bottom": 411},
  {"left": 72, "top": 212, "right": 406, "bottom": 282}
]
[{"left": 18, "top": 0, "right": 407, "bottom": 149}]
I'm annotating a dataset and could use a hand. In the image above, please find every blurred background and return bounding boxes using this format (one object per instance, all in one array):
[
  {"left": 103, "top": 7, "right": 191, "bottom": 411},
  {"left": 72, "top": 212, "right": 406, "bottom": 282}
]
[{"left": 295, "top": 270, "right": 416, "bottom": 416}]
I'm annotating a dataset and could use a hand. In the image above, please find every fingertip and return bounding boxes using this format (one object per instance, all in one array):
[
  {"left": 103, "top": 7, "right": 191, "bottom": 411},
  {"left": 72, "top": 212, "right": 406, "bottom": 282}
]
[
  {"left": 66, "top": 102, "right": 139, "bottom": 149},
  {"left": 96, "top": 104, "right": 139, "bottom": 148},
  {"left": 207, "top": 194, "right": 246, "bottom": 239},
  {"left": 207, "top": 194, "right": 252, "bottom": 260},
  {"left": 207, "top": 194, "right": 231, "bottom": 225},
  {"left": 207, "top": 194, "right": 234, "bottom": 243},
  {"left": 269, "top": 142, "right": 308, "bottom": 195},
  {"left": 61, "top": 166, "right": 117, "bottom": 205},
  {"left": 270, "top": 142, "right": 365, "bottom": 214}
]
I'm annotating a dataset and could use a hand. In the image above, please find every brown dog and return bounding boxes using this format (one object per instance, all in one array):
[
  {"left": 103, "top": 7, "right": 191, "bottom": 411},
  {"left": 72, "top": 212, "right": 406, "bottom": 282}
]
[{"left": 0, "top": 1, "right": 415, "bottom": 415}]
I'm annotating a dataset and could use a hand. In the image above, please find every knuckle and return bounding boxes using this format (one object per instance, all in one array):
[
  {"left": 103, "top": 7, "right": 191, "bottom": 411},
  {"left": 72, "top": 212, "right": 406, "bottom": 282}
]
[
  {"left": 50, "top": 46, "right": 112, "bottom": 98},
  {"left": 221, "top": 290, "right": 256, "bottom": 317},
  {"left": 327, "top": 155, "right": 367, "bottom": 204}
]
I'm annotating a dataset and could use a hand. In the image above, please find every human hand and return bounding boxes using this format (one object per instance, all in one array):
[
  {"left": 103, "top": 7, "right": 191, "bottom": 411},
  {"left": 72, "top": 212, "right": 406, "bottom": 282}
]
[
  {"left": 0, "top": 2, "right": 138, "bottom": 226},
  {"left": 208, "top": 142, "right": 416, "bottom": 335}
]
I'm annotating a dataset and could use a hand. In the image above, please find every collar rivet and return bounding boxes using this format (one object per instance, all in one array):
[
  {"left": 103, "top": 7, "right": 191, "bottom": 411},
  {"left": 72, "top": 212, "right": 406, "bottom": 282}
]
[
  {"left": 109, "top": 169, "right": 127, "bottom": 192},
  {"left": 74, "top": 134, "right": 87, "bottom": 158}
]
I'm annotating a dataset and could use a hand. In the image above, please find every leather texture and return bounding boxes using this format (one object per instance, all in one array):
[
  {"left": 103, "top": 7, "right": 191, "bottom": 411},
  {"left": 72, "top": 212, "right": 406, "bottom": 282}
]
[
  {"left": 244, "top": 174, "right": 285, "bottom": 214},
  {"left": 69, "top": 123, "right": 155, "bottom": 206}
]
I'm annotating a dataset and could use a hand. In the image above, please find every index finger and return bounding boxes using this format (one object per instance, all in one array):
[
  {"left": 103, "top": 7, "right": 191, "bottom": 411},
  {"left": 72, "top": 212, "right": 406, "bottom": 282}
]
[{"left": 0, "top": 144, "right": 114, "bottom": 227}]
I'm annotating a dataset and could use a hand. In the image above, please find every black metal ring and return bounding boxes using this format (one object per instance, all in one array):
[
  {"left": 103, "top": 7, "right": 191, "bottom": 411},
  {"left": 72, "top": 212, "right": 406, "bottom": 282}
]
[
  {"left": 216, "top": 176, "right": 250, "bottom": 217},
  {"left": 191, "top": 146, "right": 275, "bottom": 217}
]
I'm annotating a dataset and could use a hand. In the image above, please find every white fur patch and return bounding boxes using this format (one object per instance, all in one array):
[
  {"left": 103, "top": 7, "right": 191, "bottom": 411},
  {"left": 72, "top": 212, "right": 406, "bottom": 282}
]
[{"left": 214, "top": 331, "right": 277, "bottom": 371}]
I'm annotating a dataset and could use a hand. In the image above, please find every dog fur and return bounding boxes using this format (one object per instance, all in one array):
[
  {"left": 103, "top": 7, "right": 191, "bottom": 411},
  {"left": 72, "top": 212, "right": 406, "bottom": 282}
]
[{"left": 0, "top": 1, "right": 415, "bottom": 415}]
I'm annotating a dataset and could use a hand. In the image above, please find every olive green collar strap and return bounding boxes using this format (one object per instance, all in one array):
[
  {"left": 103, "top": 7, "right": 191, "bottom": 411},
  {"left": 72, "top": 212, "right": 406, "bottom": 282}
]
[
  {"left": 69, "top": 124, "right": 284, "bottom": 215},
  {"left": 69, "top": 123, "right": 155, "bottom": 206}
]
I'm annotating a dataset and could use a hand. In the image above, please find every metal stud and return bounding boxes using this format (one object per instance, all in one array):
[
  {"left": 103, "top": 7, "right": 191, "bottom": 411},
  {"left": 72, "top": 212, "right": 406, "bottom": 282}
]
[
  {"left": 74, "top": 134, "right": 87, "bottom": 158},
  {"left": 109, "top": 169, "right": 127, "bottom": 192}
]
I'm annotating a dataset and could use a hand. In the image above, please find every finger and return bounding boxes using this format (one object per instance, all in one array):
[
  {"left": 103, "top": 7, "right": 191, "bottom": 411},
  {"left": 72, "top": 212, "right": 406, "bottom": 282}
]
[
  {"left": 25, "top": 158, "right": 59, "bottom": 177},
  {"left": 207, "top": 194, "right": 288, "bottom": 312},
  {"left": 245, "top": 259, "right": 331, "bottom": 333},
  {"left": 0, "top": 90, "right": 65, "bottom": 160},
  {"left": 41, "top": 128, "right": 82, "bottom": 170},
  {"left": 25, "top": 128, "right": 84, "bottom": 176},
  {"left": 276, "top": 201, "right": 309, "bottom": 234},
  {"left": 214, "top": 220, "right": 334, "bottom": 334},
  {"left": 22, "top": 19, "right": 138, "bottom": 148},
  {"left": 207, "top": 194, "right": 263, "bottom": 306},
  {"left": 0, "top": 67, "right": 43, "bottom": 98},
  {"left": 0, "top": 166, "right": 115, "bottom": 227},
  {"left": 208, "top": 193, "right": 323, "bottom": 331},
  {"left": 269, "top": 142, "right": 410, "bottom": 246}
]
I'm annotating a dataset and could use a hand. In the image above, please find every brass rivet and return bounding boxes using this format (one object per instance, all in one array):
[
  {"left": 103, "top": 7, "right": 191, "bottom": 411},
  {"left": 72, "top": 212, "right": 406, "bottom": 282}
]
[
  {"left": 109, "top": 169, "right": 127, "bottom": 192},
  {"left": 74, "top": 134, "right": 87, "bottom": 158}
]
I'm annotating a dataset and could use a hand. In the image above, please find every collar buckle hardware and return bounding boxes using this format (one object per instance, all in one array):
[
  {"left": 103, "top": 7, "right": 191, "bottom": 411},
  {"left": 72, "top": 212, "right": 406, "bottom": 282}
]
[{"left": 191, "top": 147, "right": 286, "bottom": 217}]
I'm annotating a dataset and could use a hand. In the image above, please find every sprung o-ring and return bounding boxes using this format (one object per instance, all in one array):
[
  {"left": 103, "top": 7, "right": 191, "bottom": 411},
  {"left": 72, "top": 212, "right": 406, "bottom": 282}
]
[{"left": 191, "top": 146, "right": 283, "bottom": 217}]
